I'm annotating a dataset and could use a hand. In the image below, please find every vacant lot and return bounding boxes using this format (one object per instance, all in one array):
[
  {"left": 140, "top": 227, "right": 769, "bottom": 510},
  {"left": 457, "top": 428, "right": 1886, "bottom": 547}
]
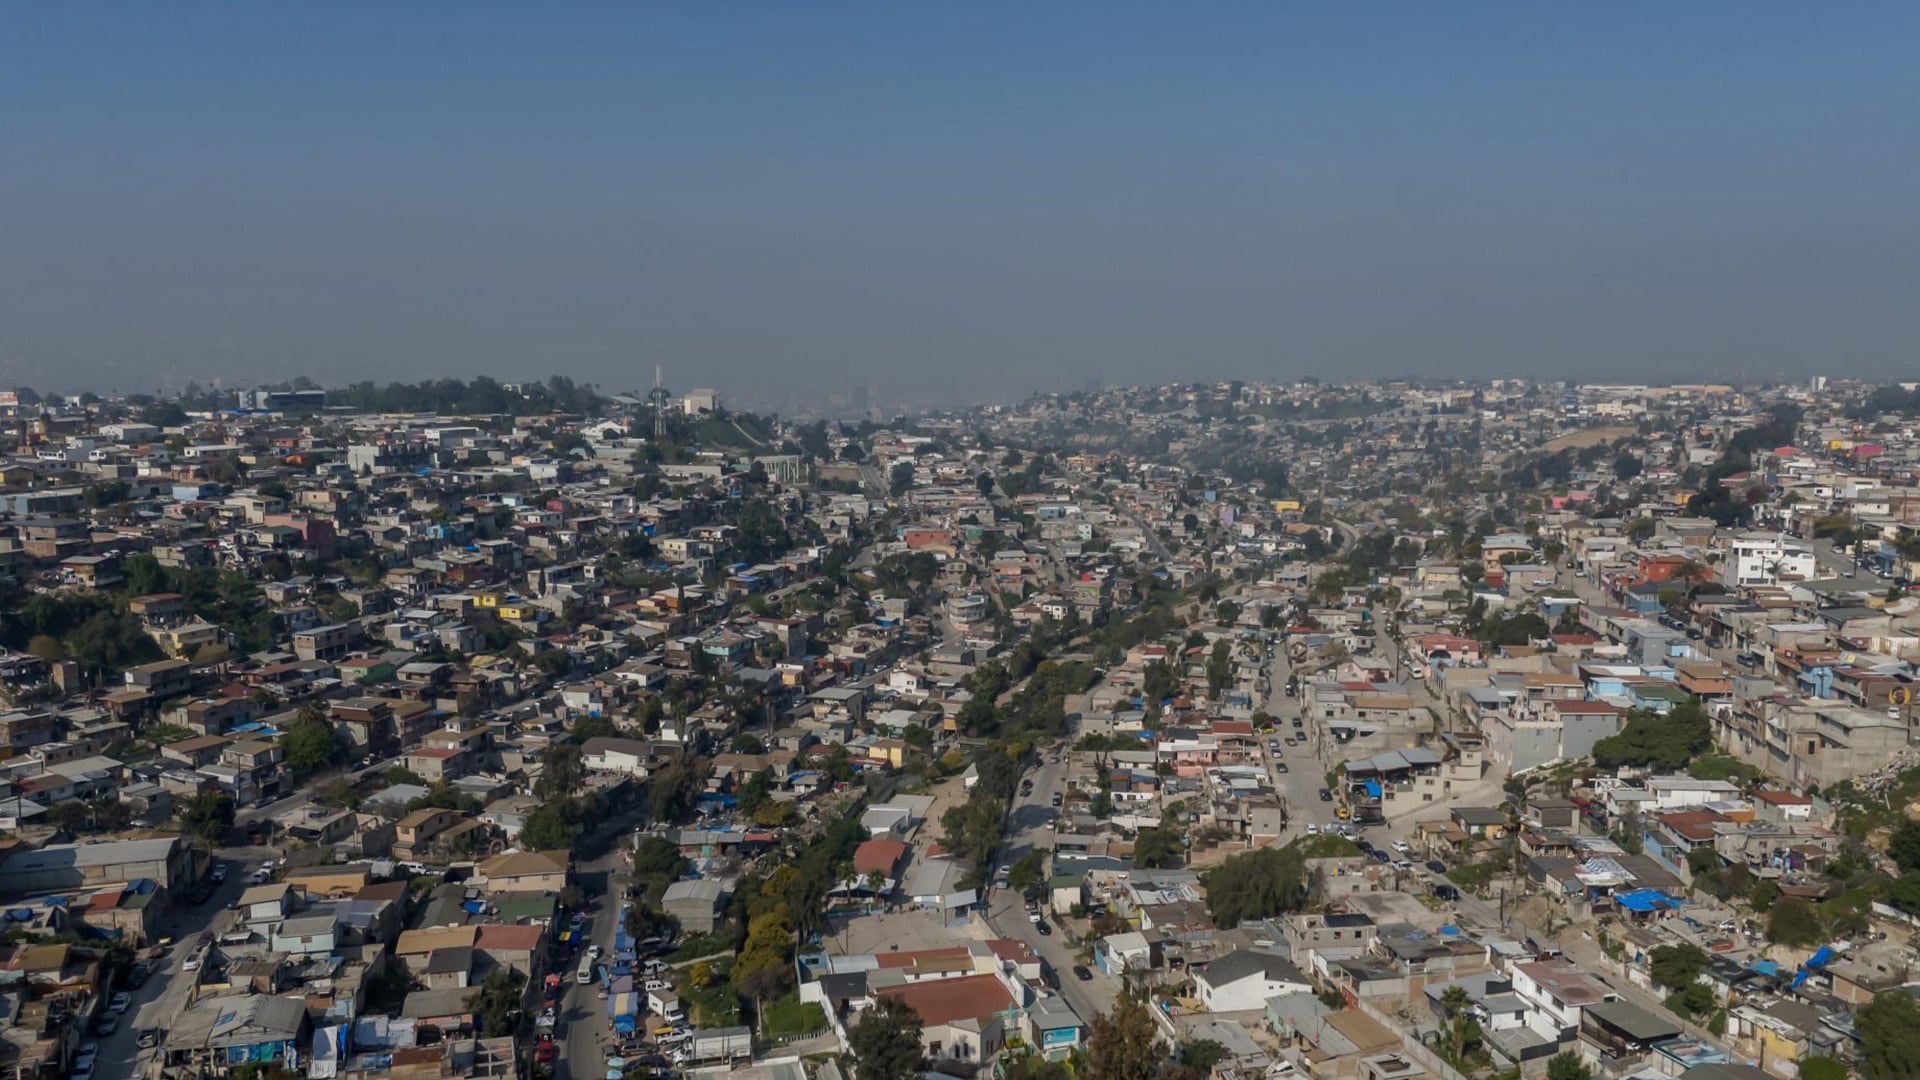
[{"left": 1541, "top": 426, "right": 1638, "bottom": 452}]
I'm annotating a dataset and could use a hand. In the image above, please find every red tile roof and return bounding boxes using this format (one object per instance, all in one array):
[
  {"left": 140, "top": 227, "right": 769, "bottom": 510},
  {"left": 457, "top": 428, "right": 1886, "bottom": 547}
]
[
  {"left": 853, "top": 839, "right": 908, "bottom": 876},
  {"left": 877, "top": 972, "right": 1015, "bottom": 1027}
]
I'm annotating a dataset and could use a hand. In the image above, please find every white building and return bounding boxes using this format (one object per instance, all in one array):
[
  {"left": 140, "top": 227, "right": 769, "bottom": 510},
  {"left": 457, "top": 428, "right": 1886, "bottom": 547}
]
[
  {"left": 580, "top": 736, "right": 652, "bottom": 778},
  {"left": 1192, "top": 950, "right": 1313, "bottom": 1012},
  {"left": 1724, "top": 534, "right": 1817, "bottom": 588}
]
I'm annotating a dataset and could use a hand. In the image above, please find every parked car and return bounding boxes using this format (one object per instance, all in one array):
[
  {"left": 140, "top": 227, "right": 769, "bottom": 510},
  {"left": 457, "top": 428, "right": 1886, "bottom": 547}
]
[
  {"left": 137, "top": 1028, "right": 161, "bottom": 1049},
  {"left": 1051, "top": 792, "right": 1063, "bottom": 807},
  {"left": 1425, "top": 860, "right": 1447, "bottom": 875},
  {"left": 1036, "top": 919, "right": 1051, "bottom": 936},
  {"left": 94, "top": 1017, "right": 118, "bottom": 1037},
  {"left": 1370, "top": 850, "right": 1390, "bottom": 863},
  {"left": 1317, "top": 789, "right": 1333, "bottom": 802},
  {"left": 109, "top": 992, "right": 132, "bottom": 1014},
  {"left": 1072, "top": 965, "right": 1093, "bottom": 981},
  {"left": 1432, "top": 884, "right": 1461, "bottom": 901}
]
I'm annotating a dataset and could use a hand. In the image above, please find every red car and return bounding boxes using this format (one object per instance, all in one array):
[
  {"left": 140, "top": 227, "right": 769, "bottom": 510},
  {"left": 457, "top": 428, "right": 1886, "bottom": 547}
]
[{"left": 536, "top": 1035, "right": 556, "bottom": 1064}]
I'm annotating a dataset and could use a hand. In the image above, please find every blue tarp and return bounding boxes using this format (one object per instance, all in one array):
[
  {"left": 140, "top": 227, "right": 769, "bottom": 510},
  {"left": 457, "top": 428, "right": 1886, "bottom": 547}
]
[
  {"left": 1364, "top": 780, "right": 1383, "bottom": 798},
  {"left": 1615, "top": 888, "right": 1683, "bottom": 912},
  {"left": 462, "top": 900, "right": 485, "bottom": 914},
  {"left": 1750, "top": 960, "right": 1780, "bottom": 977},
  {"left": 1807, "top": 946, "right": 1835, "bottom": 969}
]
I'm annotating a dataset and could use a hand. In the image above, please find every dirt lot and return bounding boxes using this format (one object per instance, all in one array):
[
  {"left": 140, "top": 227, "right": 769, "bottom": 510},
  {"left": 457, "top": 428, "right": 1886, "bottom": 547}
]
[{"left": 1540, "top": 426, "right": 1638, "bottom": 452}]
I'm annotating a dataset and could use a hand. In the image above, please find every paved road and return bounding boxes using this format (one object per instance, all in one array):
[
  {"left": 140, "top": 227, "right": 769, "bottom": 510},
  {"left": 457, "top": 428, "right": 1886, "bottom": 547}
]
[
  {"left": 982, "top": 753, "right": 1119, "bottom": 1026},
  {"left": 557, "top": 842, "right": 632, "bottom": 1080},
  {"left": 96, "top": 853, "right": 264, "bottom": 1080}
]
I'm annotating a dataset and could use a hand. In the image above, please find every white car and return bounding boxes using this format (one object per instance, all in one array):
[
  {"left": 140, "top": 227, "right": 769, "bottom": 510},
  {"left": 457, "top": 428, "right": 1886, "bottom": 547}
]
[
  {"left": 1390, "top": 840, "right": 1411, "bottom": 854},
  {"left": 109, "top": 992, "right": 133, "bottom": 1014},
  {"left": 587, "top": 944, "right": 603, "bottom": 960},
  {"left": 75, "top": 1044, "right": 98, "bottom": 1069},
  {"left": 1305, "top": 824, "right": 1319, "bottom": 835}
]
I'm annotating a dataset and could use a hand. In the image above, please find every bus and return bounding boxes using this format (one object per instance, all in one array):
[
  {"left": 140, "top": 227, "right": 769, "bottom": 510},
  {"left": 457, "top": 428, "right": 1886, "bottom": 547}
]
[{"left": 576, "top": 955, "right": 594, "bottom": 984}]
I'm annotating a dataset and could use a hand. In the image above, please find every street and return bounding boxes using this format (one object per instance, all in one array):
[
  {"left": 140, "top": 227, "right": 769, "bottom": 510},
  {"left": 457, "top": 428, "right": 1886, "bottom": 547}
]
[
  {"left": 96, "top": 853, "right": 263, "bottom": 1080},
  {"left": 556, "top": 836, "right": 632, "bottom": 1080},
  {"left": 981, "top": 752, "right": 1119, "bottom": 1026}
]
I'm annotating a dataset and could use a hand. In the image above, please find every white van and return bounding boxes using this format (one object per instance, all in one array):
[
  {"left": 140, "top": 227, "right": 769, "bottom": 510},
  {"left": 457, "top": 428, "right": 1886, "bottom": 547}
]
[{"left": 576, "top": 955, "right": 594, "bottom": 984}]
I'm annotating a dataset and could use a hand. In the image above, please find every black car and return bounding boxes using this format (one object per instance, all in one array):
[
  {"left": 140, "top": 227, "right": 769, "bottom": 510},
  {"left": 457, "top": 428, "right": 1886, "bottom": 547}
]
[
  {"left": 1425, "top": 860, "right": 1447, "bottom": 875},
  {"left": 1354, "top": 840, "right": 1374, "bottom": 854},
  {"left": 1273, "top": 762, "right": 1288, "bottom": 773},
  {"left": 1051, "top": 792, "right": 1063, "bottom": 807},
  {"left": 1072, "top": 965, "right": 1093, "bottom": 981},
  {"left": 1317, "top": 788, "right": 1333, "bottom": 802},
  {"left": 1432, "top": 884, "right": 1461, "bottom": 902},
  {"left": 1370, "top": 850, "right": 1390, "bottom": 863},
  {"left": 1036, "top": 920, "right": 1052, "bottom": 936}
]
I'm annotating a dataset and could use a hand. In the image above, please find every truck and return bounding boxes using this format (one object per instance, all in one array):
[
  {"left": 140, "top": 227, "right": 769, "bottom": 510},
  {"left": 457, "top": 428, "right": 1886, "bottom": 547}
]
[{"left": 689, "top": 1026, "right": 754, "bottom": 1063}]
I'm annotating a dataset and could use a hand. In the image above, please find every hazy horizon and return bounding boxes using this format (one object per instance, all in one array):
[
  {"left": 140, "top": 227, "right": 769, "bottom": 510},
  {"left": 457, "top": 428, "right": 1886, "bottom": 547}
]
[{"left": 4, "top": 4, "right": 1919, "bottom": 404}]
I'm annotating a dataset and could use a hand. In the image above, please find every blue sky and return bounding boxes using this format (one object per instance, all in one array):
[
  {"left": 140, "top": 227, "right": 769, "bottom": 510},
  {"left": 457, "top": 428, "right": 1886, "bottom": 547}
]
[{"left": 3, "top": 4, "right": 1918, "bottom": 402}]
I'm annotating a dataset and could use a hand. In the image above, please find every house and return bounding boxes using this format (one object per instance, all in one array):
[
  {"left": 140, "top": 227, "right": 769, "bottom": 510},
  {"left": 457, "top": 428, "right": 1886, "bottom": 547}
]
[
  {"left": 0, "top": 836, "right": 191, "bottom": 893},
  {"left": 475, "top": 849, "right": 570, "bottom": 893},
  {"left": 1192, "top": 949, "right": 1313, "bottom": 1012},
  {"left": 661, "top": 880, "right": 729, "bottom": 934},
  {"left": 582, "top": 736, "right": 653, "bottom": 778},
  {"left": 873, "top": 972, "right": 1018, "bottom": 1063}
]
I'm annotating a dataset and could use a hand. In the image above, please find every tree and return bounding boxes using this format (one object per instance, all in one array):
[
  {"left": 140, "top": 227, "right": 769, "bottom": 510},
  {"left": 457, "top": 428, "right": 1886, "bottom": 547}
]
[
  {"left": 520, "top": 803, "right": 575, "bottom": 851},
  {"left": 1008, "top": 850, "right": 1045, "bottom": 894},
  {"left": 1767, "top": 896, "right": 1823, "bottom": 947},
  {"left": 889, "top": 461, "right": 916, "bottom": 496},
  {"left": 1439, "top": 985, "right": 1481, "bottom": 1066},
  {"left": 1181, "top": 1039, "right": 1228, "bottom": 1074},
  {"left": 178, "top": 791, "right": 235, "bottom": 844},
  {"left": 1798, "top": 1057, "right": 1846, "bottom": 1080},
  {"left": 1859, "top": 989, "right": 1920, "bottom": 1080},
  {"left": 1591, "top": 699, "right": 1711, "bottom": 771},
  {"left": 1206, "top": 639, "right": 1232, "bottom": 696},
  {"left": 1547, "top": 1052, "right": 1592, "bottom": 1080},
  {"left": 848, "top": 997, "right": 925, "bottom": 1080},
  {"left": 282, "top": 714, "right": 341, "bottom": 781},
  {"left": 1132, "top": 827, "right": 1182, "bottom": 869},
  {"left": 1085, "top": 996, "right": 1160, "bottom": 1080},
  {"left": 534, "top": 744, "right": 584, "bottom": 802},
  {"left": 466, "top": 967, "right": 528, "bottom": 1037},
  {"left": 1612, "top": 453, "right": 1644, "bottom": 481},
  {"left": 976, "top": 473, "right": 994, "bottom": 498},
  {"left": 1889, "top": 819, "right": 1920, "bottom": 873},
  {"left": 1204, "top": 846, "right": 1308, "bottom": 926},
  {"left": 1648, "top": 943, "right": 1709, "bottom": 993}
]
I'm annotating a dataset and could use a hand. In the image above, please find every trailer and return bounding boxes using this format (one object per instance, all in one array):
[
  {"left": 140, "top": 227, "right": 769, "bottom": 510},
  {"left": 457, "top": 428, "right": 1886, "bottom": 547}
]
[{"left": 688, "top": 1026, "right": 753, "bottom": 1063}]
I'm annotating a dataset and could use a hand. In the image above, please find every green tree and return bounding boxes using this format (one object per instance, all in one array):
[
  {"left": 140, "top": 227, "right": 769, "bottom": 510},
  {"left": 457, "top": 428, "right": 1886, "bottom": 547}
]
[
  {"left": 1181, "top": 1039, "right": 1228, "bottom": 1074},
  {"left": 534, "top": 743, "right": 584, "bottom": 802},
  {"left": 1767, "top": 896, "right": 1823, "bottom": 947},
  {"left": 465, "top": 968, "right": 528, "bottom": 1037},
  {"left": 178, "top": 791, "right": 235, "bottom": 845},
  {"left": 1648, "top": 943, "right": 1709, "bottom": 993},
  {"left": 1858, "top": 989, "right": 1920, "bottom": 1080},
  {"left": 1547, "top": 1052, "right": 1592, "bottom": 1080},
  {"left": 1204, "top": 845, "right": 1308, "bottom": 926},
  {"left": 848, "top": 997, "right": 925, "bottom": 1080},
  {"left": 1798, "top": 1057, "right": 1847, "bottom": 1080},
  {"left": 1591, "top": 699, "right": 1711, "bottom": 770},
  {"left": 520, "top": 803, "right": 575, "bottom": 851},
  {"left": 1206, "top": 639, "right": 1232, "bottom": 696},
  {"left": 1439, "top": 985, "right": 1481, "bottom": 1065},
  {"left": 1889, "top": 819, "right": 1920, "bottom": 873},
  {"left": 1085, "top": 996, "right": 1161, "bottom": 1080},
  {"left": 1133, "top": 827, "right": 1182, "bottom": 869},
  {"left": 282, "top": 714, "right": 340, "bottom": 780},
  {"left": 1008, "top": 850, "right": 1046, "bottom": 894}
]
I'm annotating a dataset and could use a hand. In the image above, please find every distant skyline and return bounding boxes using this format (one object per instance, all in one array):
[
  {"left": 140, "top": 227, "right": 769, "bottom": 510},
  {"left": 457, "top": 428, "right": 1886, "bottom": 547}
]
[{"left": 3, "top": 4, "right": 1919, "bottom": 401}]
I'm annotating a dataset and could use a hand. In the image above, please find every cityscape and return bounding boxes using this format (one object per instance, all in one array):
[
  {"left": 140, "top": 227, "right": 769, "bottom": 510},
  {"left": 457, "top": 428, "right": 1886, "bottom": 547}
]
[
  {"left": 6, "top": 7, "right": 1920, "bottom": 1080},
  {"left": 7, "top": 376, "right": 1920, "bottom": 1080}
]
